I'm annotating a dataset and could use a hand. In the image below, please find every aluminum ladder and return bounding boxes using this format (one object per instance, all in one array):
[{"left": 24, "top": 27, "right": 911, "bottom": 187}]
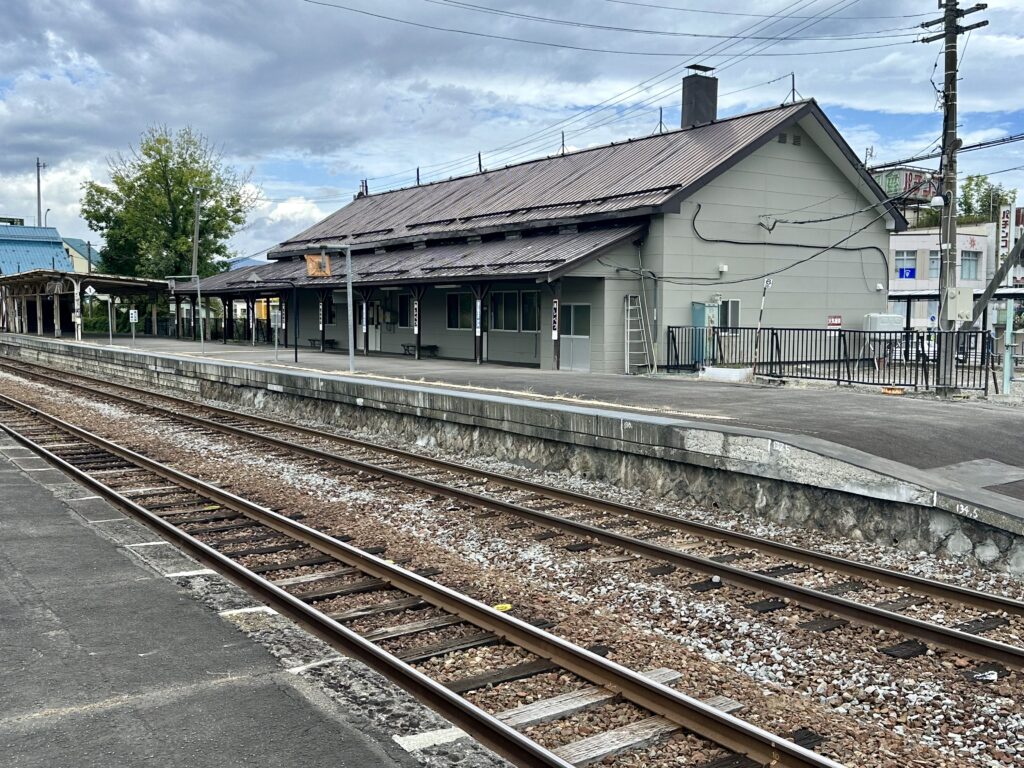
[{"left": 624, "top": 294, "right": 654, "bottom": 374}]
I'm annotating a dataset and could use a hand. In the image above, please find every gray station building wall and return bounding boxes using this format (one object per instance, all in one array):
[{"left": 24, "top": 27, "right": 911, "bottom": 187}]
[{"left": 641, "top": 118, "right": 892, "bottom": 364}]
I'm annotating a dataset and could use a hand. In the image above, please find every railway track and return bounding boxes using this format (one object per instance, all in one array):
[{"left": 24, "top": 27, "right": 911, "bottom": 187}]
[
  {"left": 0, "top": 390, "right": 840, "bottom": 768},
  {"left": 1, "top": 357, "right": 1022, "bottom": 673}
]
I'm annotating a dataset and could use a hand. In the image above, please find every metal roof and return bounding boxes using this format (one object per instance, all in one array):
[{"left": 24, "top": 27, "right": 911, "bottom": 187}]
[
  {"left": 176, "top": 225, "right": 644, "bottom": 295},
  {"left": 0, "top": 268, "right": 170, "bottom": 294},
  {"left": 279, "top": 101, "right": 816, "bottom": 253},
  {"left": 0, "top": 226, "right": 73, "bottom": 275},
  {"left": 890, "top": 287, "right": 1024, "bottom": 300}
]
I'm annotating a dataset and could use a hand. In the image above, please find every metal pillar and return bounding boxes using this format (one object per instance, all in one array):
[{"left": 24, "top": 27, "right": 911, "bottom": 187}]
[
  {"left": 471, "top": 283, "right": 488, "bottom": 365},
  {"left": 174, "top": 297, "right": 181, "bottom": 338},
  {"left": 151, "top": 303, "right": 158, "bottom": 337},
  {"left": 344, "top": 246, "right": 355, "bottom": 374},
  {"left": 35, "top": 294, "right": 43, "bottom": 336},
  {"left": 189, "top": 296, "right": 197, "bottom": 340},
  {"left": 21, "top": 297, "right": 28, "bottom": 334}
]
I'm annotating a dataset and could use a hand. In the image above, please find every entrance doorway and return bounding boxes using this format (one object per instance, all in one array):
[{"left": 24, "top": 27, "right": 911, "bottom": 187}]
[
  {"left": 559, "top": 303, "right": 591, "bottom": 372},
  {"left": 356, "top": 300, "right": 382, "bottom": 352}
]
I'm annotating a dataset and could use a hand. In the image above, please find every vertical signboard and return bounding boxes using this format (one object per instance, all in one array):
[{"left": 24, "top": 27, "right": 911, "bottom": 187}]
[
  {"left": 475, "top": 298, "right": 482, "bottom": 337},
  {"left": 1000, "top": 205, "right": 1015, "bottom": 287},
  {"left": 361, "top": 302, "right": 367, "bottom": 333},
  {"left": 412, "top": 300, "right": 420, "bottom": 335},
  {"left": 551, "top": 299, "right": 559, "bottom": 340}
]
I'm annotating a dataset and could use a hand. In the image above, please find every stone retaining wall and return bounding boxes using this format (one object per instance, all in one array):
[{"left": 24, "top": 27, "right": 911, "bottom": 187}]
[{"left": 3, "top": 336, "right": 1021, "bottom": 574}]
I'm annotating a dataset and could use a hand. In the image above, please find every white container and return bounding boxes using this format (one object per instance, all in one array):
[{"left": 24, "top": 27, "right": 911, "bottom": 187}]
[{"left": 862, "top": 313, "right": 905, "bottom": 332}]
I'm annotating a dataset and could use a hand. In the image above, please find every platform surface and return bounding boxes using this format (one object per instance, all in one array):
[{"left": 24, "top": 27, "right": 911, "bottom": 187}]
[
  {"left": 56, "top": 335, "right": 1024, "bottom": 504},
  {"left": 0, "top": 441, "right": 412, "bottom": 768}
]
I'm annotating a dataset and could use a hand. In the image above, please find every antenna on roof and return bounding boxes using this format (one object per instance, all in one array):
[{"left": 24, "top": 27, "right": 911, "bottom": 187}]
[
  {"left": 416, "top": 167, "right": 420, "bottom": 185},
  {"left": 560, "top": 131, "right": 566, "bottom": 155},
  {"left": 654, "top": 107, "right": 667, "bottom": 135},
  {"left": 478, "top": 152, "right": 483, "bottom": 173}
]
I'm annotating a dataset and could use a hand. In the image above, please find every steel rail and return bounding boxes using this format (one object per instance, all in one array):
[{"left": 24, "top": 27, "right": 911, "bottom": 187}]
[
  {"left": 2, "top": 356, "right": 1019, "bottom": 620},
  {"left": 0, "top": 392, "right": 842, "bottom": 768},
  {"left": 3, "top": 361, "right": 1023, "bottom": 669},
  {"left": 0, "top": 409, "right": 570, "bottom": 768}
]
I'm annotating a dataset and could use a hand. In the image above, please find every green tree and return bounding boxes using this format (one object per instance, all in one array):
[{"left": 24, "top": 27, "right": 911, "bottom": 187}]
[
  {"left": 958, "top": 174, "right": 1016, "bottom": 223},
  {"left": 81, "top": 126, "right": 258, "bottom": 279}
]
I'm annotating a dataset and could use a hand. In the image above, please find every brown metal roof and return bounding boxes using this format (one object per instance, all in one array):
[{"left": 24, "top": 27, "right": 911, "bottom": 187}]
[
  {"left": 279, "top": 102, "right": 813, "bottom": 252},
  {"left": 179, "top": 225, "right": 644, "bottom": 295}
]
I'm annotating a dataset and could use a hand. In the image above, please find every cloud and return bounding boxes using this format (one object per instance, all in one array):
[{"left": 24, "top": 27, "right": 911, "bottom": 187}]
[{"left": 2, "top": 0, "right": 1023, "bottom": 255}]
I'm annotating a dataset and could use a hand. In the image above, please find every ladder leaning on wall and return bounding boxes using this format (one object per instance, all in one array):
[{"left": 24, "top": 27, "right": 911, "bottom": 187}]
[{"left": 624, "top": 294, "right": 654, "bottom": 374}]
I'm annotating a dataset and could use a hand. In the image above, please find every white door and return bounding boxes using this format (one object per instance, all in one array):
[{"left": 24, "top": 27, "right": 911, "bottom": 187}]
[
  {"left": 356, "top": 301, "right": 382, "bottom": 351},
  {"left": 560, "top": 304, "right": 591, "bottom": 372}
]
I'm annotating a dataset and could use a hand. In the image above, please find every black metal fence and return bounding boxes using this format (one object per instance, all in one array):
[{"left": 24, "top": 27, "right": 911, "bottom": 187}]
[{"left": 666, "top": 325, "right": 992, "bottom": 392}]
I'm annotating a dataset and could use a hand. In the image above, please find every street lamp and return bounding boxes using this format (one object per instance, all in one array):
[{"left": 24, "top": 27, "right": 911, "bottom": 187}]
[{"left": 44, "top": 208, "right": 51, "bottom": 227}]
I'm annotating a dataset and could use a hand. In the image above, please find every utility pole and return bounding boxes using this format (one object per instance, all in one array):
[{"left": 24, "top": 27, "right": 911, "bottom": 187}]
[
  {"left": 35, "top": 158, "right": 46, "bottom": 227},
  {"left": 920, "top": 1, "right": 987, "bottom": 389},
  {"left": 191, "top": 188, "right": 205, "bottom": 356}
]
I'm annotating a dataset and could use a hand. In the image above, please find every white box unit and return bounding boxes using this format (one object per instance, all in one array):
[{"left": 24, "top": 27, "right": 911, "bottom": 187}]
[{"left": 862, "top": 313, "right": 905, "bottom": 332}]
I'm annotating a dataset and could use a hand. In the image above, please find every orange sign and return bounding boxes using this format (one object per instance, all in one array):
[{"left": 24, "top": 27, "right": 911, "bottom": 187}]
[{"left": 305, "top": 253, "right": 331, "bottom": 277}]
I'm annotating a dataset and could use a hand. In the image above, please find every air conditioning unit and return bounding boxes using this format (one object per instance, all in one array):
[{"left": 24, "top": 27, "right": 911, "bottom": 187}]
[{"left": 863, "top": 313, "right": 904, "bottom": 332}]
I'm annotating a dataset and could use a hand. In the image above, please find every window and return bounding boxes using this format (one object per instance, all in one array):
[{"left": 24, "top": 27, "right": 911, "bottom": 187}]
[
  {"left": 960, "top": 250, "right": 980, "bottom": 280},
  {"left": 889, "top": 300, "right": 907, "bottom": 317},
  {"left": 446, "top": 293, "right": 473, "bottom": 330},
  {"left": 895, "top": 250, "right": 916, "bottom": 279},
  {"left": 928, "top": 250, "right": 940, "bottom": 278},
  {"left": 398, "top": 294, "right": 411, "bottom": 328},
  {"left": 521, "top": 291, "right": 540, "bottom": 332},
  {"left": 719, "top": 299, "right": 741, "bottom": 330},
  {"left": 559, "top": 304, "right": 591, "bottom": 337},
  {"left": 490, "top": 291, "right": 518, "bottom": 331},
  {"left": 323, "top": 300, "right": 336, "bottom": 326}
]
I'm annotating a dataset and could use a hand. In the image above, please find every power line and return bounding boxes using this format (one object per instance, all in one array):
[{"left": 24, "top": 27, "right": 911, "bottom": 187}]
[
  {"left": 600, "top": 0, "right": 932, "bottom": 20},
  {"left": 297, "top": 0, "right": 917, "bottom": 58},
  {"left": 869, "top": 132, "right": 1024, "bottom": 171},
  {"left": 423, "top": 0, "right": 921, "bottom": 40}
]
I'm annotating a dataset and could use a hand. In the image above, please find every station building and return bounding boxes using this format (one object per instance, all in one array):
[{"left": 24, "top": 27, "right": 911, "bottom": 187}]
[{"left": 174, "top": 76, "right": 906, "bottom": 374}]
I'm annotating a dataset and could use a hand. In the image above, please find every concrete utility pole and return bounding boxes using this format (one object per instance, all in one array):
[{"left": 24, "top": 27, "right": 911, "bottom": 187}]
[
  {"left": 191, "top": 188, "right": 205, "bottom": 356},
  {"left": 921, "top": 1, "right": 987, "bottom": 389},
  {"left": 35, "top": 158, "right": 46, "bottom": 227}
]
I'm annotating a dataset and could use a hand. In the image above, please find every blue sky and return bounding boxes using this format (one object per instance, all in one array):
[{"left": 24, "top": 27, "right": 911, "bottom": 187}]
[{"left": 2, "top": 0, "right": 1023, "bottom": 258}]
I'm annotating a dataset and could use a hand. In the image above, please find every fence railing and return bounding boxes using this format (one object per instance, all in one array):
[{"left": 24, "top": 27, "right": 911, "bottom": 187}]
[{"left": 666, "top": 325, "right": 992, "bottom": 392}]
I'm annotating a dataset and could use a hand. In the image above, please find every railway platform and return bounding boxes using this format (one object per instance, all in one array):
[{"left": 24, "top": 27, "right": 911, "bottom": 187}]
[
  {"left": 2, "top": 333, "right": 1022, "bottom": 573},
  {"left": 0, "top": 444, "right": 414, "bottom": 768}
]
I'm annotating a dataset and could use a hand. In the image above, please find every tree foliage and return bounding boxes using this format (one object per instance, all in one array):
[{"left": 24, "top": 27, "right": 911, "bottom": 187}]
[
  {"left": 81, "top": 126, "right": 258, "bottom": 279},
  {"left": 958, "top": 174, "right": 1017, "bottom": 222}
]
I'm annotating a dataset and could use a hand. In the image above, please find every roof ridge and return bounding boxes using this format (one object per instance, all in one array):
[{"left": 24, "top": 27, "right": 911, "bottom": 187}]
[{"left": 361, "top": 99, "right": 812, "bottom": 199}]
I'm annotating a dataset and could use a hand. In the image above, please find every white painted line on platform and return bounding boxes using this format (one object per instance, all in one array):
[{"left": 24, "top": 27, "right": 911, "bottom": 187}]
[
  {"left": 393, "top": 727, "right": 467, "bottom": 752},
  {"left": 164, "top": 568, "right": 216, "bottom": 578},
  {"left": 89, "top": 518, "right": 128, "bottom": 524},
  {"left": 287, "top": 656, "right": 346, "bottom": 675},
  {"left": 124, "top": 541, "right": 171, "bottom": 548},
  {"left": 71, "top": 495, "right": 102, "bottom": 501},
  {"left": 18, "top": 467, "right": 60, "bottom": 472},
  {"left": 219, "top": 605, "right": 277, "bottom": 617}
]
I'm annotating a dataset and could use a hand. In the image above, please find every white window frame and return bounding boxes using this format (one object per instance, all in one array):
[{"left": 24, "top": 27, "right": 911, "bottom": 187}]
[
  {"left": 719, "top": 299, "right": 741, "bottom": 333},
  {"left": 928, "top": 250, "right": 940, "bottom": 279},
  {"left": 960, "top": 250, "right": 980, "bottom": 281},
  {"left": 894, "top": 250, "right": 916, "bottom": 277}
]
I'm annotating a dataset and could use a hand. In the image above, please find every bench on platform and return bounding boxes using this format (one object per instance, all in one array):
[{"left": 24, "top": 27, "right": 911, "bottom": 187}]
[
  {"left": 308, "top": 338, "right": 338, "bottom": 350},
  {"left": 402, "top": 343, "right": 439, "bottom": 357}
]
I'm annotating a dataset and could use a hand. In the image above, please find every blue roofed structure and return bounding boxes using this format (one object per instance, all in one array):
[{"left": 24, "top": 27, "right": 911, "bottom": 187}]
[{"left": 0, "top": 226, "right": 73, "bottom": 275}]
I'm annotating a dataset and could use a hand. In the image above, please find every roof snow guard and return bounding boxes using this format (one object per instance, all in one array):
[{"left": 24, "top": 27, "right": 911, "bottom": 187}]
[{"left": 273, "top": 100, "right": 904, "bottom": 256}]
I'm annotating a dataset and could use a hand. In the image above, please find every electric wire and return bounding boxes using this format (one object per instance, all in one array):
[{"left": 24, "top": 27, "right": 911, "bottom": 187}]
[
  {"left": 599, "top": 0, "right": 933, "bottom": 21},
  {"left": 423, "top": 0, "right": 922, "bottom": 40},
  {"left": 297, "top": 0, "right": 918, "bottom": 59}
]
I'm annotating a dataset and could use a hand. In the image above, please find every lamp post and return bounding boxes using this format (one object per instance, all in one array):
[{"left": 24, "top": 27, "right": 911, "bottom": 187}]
[{"left": 44, "top": 209, "right": 51, "bottom": 227}]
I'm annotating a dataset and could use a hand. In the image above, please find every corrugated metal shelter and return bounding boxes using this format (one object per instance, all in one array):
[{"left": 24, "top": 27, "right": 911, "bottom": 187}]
[
  {"left": 0, "top": 226, "right": 73, "bottom": 275},
  {"left": 171, "top": 95, "right": 907, "bottom": 374}
]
